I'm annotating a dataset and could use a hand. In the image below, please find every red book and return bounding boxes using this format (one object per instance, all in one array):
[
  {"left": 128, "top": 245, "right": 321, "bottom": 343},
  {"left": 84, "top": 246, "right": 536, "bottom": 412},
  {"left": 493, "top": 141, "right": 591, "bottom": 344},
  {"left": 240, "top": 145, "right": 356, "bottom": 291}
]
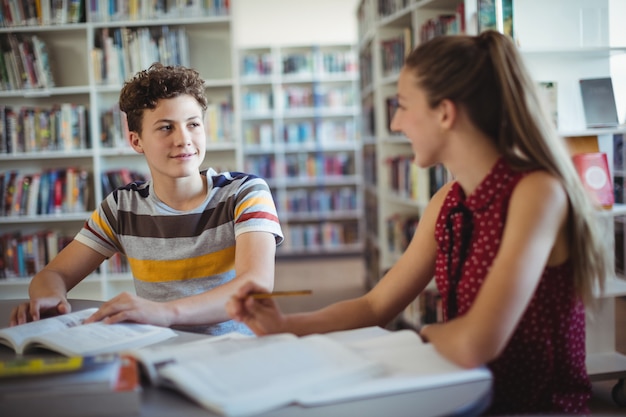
[{"left": 572, "top": 152, "right": 614, "bottom": 209}]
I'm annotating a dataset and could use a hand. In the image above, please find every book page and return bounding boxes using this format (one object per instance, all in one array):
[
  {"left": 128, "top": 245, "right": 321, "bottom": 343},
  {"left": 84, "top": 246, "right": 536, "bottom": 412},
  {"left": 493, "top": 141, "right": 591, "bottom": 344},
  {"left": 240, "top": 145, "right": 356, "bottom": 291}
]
[
  {"left": 298, "top": 330, "right": 491, "bottom": 406},
  {"left": 158, "top": 334, "right": 383, "bottom": 417},
  {"left": 23, "top": 321, "right": 177, "bottom": 356},
  {"left": 322, "top": 325, "right": 392, "bottom": 345},
  {"left": 128, "top": 332, "right": 292, "bottom": 385},
  {"left": 0, "top": 309, "right": 97, "bottom": 354}
]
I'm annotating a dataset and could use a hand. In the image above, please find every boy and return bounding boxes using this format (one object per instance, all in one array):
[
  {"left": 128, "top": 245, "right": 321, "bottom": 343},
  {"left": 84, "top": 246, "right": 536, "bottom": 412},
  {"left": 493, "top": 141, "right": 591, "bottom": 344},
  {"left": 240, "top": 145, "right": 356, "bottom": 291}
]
[{"left": 11, "top": 63, "right": 283, "bottom": 335}]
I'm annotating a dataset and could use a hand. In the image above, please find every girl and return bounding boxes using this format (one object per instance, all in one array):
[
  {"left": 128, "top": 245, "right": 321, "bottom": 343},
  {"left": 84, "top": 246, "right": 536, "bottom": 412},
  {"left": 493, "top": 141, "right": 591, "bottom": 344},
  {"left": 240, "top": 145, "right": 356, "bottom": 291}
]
[{"left": 227, "top": 31, "right": 609, "bottom": 415}]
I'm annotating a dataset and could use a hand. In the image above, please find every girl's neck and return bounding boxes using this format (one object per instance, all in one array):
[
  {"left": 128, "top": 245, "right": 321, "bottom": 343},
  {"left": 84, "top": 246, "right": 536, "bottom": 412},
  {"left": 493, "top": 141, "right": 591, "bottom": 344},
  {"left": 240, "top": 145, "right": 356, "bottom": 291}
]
[{"left": 444, "top": 131, "right": 501, "bottom": 196}]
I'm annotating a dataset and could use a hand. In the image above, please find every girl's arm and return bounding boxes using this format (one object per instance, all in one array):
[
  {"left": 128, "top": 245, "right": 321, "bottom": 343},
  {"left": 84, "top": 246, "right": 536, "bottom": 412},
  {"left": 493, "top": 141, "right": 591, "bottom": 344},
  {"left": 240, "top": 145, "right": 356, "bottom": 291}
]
[{"left": 228, "top": 183, "right": 453, "bottom": 336}]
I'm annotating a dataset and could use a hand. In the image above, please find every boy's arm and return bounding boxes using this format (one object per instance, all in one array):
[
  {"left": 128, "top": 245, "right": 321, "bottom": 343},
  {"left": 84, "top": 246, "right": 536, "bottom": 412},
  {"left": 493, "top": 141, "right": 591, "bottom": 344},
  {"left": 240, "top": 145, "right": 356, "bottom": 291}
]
[
  {"left": 168, "top": 230, "right": 277, "bottom": 325},
  {"left": 10, "top": 240, "right": 107, "bottom": 325},
  {"left": 86, "top": 231, "right": 277, "bottom": 327}
]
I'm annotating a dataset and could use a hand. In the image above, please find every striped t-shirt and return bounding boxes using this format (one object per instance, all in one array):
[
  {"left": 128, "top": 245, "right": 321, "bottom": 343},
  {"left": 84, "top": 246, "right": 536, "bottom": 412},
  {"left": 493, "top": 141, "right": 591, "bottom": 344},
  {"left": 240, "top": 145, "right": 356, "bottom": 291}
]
[{"left": 75, "top": 169, "right": 284, "bottom": 335}]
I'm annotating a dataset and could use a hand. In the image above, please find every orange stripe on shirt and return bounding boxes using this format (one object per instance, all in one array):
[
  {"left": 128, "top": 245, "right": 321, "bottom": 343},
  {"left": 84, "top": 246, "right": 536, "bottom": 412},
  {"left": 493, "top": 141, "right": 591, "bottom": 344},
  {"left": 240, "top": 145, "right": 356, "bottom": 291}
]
[
  {"left": 234, "top": 195, "right": 276, "bottom": 219},
  {"left": 89, "top": 211, "right": 121, "bottom": 249}
]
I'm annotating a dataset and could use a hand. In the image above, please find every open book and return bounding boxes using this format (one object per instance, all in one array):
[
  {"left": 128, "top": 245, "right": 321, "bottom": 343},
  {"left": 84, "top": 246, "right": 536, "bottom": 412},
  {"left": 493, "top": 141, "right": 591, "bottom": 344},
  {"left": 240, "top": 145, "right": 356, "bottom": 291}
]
[
  {"left": 127, "top": 326, "right": 492, "bottom": 417},
  {"left": 300, "top": 327, "right": 492, "bottom": 405},
  {"left": 0, "top": 308, "right": 177, "bottom": 356}
]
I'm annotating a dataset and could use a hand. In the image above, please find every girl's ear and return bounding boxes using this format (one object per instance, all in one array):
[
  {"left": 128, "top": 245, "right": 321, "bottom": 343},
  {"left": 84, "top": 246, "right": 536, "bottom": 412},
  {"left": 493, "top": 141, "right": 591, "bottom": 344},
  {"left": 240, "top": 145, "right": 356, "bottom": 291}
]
[
  {"left": 438, "top": 98, "right": 457, "bottom": 130},
  {"left": 128, "top": 131, "right": 144, "bottom": 154}
]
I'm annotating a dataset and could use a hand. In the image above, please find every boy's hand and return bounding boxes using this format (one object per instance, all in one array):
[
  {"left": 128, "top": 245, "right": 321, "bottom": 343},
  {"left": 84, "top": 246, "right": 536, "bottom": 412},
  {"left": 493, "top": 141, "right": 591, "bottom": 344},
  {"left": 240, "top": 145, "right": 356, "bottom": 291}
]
[
  {"left": 10, "top": 297, "right": 72, "bottom": 326},
  {"left": 83, "top": 292, "right": 172, "bottom": 327},
  {"left": 226, "top": 281, "right": 287, "bottom": 336}
]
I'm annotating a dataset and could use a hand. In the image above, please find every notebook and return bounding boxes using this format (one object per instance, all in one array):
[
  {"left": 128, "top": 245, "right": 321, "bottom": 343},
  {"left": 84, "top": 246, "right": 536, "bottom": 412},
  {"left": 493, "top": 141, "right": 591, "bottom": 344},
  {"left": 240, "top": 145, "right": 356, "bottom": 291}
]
[{"left": 579, "top": 77, "right": 620, "bottom": 128}]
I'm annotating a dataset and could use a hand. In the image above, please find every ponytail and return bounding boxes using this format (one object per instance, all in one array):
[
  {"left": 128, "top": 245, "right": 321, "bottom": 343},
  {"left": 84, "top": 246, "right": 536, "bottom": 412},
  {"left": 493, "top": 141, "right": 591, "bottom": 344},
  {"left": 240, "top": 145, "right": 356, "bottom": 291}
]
[{"left": 404, "top": 31, "right": 608, "bottom": 305}]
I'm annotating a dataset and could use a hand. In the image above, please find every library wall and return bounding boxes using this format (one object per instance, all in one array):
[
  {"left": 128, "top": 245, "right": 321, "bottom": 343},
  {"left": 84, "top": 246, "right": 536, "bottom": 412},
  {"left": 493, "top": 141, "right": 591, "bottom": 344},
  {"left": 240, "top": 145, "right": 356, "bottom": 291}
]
[{"left": 232, "top": 0, "right": 360, "bottom": 46}]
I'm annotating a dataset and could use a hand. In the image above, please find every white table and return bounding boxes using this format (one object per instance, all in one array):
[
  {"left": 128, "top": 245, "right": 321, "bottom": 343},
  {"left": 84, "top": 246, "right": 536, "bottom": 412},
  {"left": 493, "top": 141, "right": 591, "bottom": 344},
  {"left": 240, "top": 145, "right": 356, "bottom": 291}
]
[{"left": 0, "top": 299, "right": 492, "bottom": 417}]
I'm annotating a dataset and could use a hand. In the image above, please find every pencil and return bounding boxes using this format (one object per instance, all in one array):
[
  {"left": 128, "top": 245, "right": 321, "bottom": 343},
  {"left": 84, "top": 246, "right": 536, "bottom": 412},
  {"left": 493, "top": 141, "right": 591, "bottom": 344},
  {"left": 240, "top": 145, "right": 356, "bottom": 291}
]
[{"left": 249, "top": 290, "right": 313, "bottom": 299}]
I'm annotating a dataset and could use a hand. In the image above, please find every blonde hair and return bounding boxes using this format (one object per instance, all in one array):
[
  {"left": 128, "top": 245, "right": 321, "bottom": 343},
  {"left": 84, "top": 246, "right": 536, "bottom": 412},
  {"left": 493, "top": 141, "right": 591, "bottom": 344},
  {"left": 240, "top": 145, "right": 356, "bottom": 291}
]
[{"left": 404, "top": 30, "right": 608, "bottom": 305}]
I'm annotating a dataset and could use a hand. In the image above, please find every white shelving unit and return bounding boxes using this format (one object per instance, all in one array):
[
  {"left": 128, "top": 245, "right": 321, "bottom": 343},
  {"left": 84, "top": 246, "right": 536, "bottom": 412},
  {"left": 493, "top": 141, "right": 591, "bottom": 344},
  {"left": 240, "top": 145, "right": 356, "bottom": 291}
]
[
  {"left": 516, "top": 0, "right": 626, "bottom": 400},
  {"left": 0, "top": 2, "right": 239, "bottom": 300},
  {"left": 358, "top": 0, "right": 474, "bottom": 288},
  {"left": 238, "top": 44, "right": 364, "bottom": 256},
  {"left": 357, "top": 0, "right": 626, "bottom": 403}
]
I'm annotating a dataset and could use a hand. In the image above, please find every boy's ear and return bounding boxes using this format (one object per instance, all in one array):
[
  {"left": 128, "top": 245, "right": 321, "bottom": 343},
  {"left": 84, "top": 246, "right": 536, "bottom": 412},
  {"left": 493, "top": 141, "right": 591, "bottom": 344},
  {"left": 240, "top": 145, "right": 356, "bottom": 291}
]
[{"left": 128, "top": 131, "right": 144, "bottom": 154}]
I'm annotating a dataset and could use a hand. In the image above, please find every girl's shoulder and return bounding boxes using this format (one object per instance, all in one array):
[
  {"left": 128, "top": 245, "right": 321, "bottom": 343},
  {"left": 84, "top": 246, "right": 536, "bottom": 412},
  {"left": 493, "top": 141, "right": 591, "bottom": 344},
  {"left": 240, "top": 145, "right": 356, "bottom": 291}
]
[
  {"left": 509, "top": 170, "right": 568, "bottom": 219},
  {"left": 515, "top": 170, "right": 565, "bottom": 199}
]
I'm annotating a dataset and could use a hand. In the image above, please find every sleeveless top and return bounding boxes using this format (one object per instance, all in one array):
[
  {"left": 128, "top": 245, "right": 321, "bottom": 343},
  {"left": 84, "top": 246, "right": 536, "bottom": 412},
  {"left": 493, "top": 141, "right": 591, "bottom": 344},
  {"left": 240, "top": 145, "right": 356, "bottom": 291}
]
[{"left": 433, "top": 158, "right": 590, "bottom": 415}]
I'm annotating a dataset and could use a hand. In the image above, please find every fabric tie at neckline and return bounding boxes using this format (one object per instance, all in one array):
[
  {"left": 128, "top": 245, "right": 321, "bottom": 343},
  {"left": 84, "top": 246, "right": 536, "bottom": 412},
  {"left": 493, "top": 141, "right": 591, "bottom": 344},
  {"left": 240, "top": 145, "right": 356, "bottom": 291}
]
[{"left": 445, "top": 203, "right": 473, "bottom": 320}]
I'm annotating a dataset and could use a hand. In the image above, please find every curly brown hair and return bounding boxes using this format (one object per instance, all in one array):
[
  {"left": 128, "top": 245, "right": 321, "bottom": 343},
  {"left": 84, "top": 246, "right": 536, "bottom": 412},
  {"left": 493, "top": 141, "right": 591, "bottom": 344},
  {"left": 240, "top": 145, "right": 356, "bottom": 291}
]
[{"left": 119, "top": 62, "right": 208, "bottom": 134}]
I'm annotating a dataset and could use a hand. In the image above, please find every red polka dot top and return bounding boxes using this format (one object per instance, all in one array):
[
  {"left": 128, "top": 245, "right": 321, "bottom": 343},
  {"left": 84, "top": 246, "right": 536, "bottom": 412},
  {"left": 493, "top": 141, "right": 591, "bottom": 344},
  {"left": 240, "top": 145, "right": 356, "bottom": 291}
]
[{"left": 434, "top": 158, "right": 591, "bottom": 415}]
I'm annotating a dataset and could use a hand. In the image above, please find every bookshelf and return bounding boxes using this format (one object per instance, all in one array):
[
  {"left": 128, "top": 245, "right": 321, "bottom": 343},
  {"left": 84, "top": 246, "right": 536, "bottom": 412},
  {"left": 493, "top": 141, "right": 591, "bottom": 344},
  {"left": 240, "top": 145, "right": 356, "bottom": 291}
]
[
  {"left": 0, "top": 1, "right": 238, "bottom": 300},
  {"left": 357, "top": 0, "right": 626, "bottom": 402},
  {"left": 358, "top": 0, "right": 470, "bottom": 289},
  {"left": 238, "top": 44, "right": 364, "bottom": 256}
]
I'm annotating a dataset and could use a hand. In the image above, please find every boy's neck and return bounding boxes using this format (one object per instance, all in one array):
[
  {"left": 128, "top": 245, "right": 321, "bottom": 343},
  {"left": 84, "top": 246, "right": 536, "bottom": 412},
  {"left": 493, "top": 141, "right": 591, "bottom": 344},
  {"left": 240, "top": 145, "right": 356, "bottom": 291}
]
[{"left": 152, "top": 174, "right": 208, "bottom": 211}]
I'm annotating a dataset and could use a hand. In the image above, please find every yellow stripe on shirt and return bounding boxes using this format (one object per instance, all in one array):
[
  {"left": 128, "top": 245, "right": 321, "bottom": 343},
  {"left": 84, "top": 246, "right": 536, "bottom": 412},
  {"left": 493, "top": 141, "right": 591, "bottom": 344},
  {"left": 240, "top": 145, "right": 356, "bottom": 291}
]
[{"left": 128, "top": 246, "right": 236, "bottom": 282}]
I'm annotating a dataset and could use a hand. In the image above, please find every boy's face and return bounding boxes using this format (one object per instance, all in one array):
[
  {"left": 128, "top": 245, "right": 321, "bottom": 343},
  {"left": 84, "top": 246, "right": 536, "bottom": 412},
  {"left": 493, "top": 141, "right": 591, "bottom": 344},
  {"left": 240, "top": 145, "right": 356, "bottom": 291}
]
[{"left": 129, "top": 95, "right": 206, "bottom": 181}]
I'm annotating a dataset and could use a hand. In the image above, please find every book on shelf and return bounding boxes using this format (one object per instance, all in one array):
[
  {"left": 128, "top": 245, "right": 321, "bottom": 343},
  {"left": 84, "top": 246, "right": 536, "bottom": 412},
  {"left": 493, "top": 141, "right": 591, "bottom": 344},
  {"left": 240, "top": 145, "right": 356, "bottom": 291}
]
[
  {"left": 0, "top": 103, "right": 89, "bottom": 153},
  {"left": 0, "top": 308, "right": 177, "bottom": 356},
  {"left": 537, "top": 81, "right": 558, "bottom": 128},
  {"left": 478, "top": 0, "right": 513, "bottom": 37},
  {"left": 380, "top": 30, "right": 411, "bottom": 77},
  {"left": 385, "top": 95, "right": 398, "bottom": 133},
  {"left": 419, "top": 6, "right": 465, "bottom": 43},
  {"left": 386, "top": 213, "right": 419, "bottom": 253},
  {"left": 429, "top": 163, "right": 452, "bottom": 197},
  {"left": 0, "top": 354, "right": 141, "bottom": 417},
  {"left": 125, "top": 326, "right": 491, "bottom": 417},
  {"left": 579, "top": 77, "right": 620, "bottom": 128},
  {"left": 377, "top": 0, "right": 412, "bottom": 18},
  {"left": 0, "top": 167, "right": 92, "bottom": 218},
  {"left": 0, "top": 229, "right": 71, "bottom": 278},
  {"left": 88, "top": 0, "right": 229, "bottom": 21},
  {"left": 572, "top": 152, "right": 614, "bottom": 209},
  {"left": 0, "top": 33, "right": 55, "bottom": 90}
]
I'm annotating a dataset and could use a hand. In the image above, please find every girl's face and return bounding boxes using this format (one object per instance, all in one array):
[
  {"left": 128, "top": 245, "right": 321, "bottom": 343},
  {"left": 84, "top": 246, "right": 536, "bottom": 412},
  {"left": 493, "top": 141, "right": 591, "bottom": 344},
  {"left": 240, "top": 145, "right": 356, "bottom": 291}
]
[
  {"left": 390, "top": 68, "right": 445, "bottom": 168},
  {"left": 129, "top": 95, "right": 207, "bottom": 181}
]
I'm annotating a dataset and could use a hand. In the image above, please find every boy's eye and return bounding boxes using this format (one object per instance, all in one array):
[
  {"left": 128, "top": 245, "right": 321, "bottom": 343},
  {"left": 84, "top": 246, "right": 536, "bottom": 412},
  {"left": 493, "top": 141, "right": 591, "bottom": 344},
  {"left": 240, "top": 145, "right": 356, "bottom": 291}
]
[{"left": 159, "top": 125, "right": 172, "bottom": 131}]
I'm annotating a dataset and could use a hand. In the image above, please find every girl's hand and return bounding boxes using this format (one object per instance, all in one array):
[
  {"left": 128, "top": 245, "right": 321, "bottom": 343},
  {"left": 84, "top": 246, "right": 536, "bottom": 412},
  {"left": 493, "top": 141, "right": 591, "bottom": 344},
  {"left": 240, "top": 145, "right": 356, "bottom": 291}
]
[{"left": 226, "top": 281, "right": 287, "bottom": 336}]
